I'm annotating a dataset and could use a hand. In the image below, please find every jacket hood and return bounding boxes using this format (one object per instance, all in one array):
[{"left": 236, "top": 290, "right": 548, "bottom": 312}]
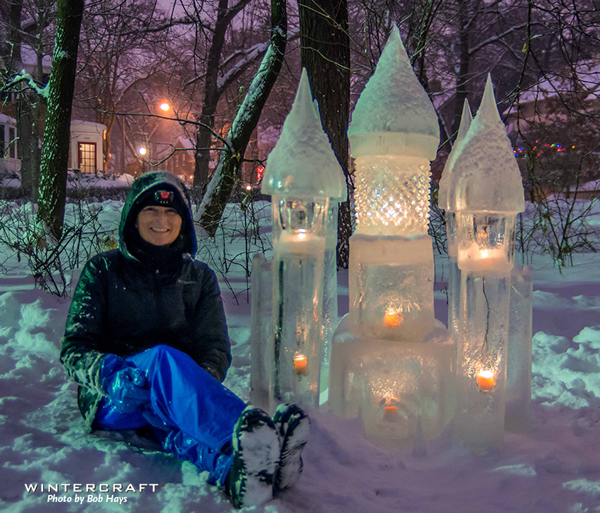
[{"left": 119, "top": 171, "right": 197, "bottom": 260}]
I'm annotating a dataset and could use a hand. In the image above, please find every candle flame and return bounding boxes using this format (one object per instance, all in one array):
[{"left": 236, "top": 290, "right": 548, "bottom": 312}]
[
  {"left": 293, "top": 354, "right": 308, "bottom": 376},
  {"left": 383, "top": 311, "right": 402, "bottom": 328},
  {"left": 476, "top": 369, "right": 496, "bottom": 392}
]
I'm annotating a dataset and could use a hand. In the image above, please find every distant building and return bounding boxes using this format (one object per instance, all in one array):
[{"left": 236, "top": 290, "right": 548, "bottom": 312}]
[
  {"left": 0, "top": 117, "right": 107, "bottom": 175},
  {"left": 0, "top": 114, "right": 19, "bottom": 174},
  {"left": 69, "top": 121, "right": 107, "bottom": 173}
]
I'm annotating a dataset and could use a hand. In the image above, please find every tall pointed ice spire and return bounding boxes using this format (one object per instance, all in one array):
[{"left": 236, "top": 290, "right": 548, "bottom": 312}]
[
  {"left": 456, "top": 98, "right": 473, "bottom": 143},
  {"left": 438, "top": 99, "right": 473, "bottom": 211},
  {"left": 261, "top": 68, "right": 346, "bottom": 199},
  {"left": 448, "top": 74, "right": 525, "bottom": 213},
  {"left": 348, "top": 25, "right": 439, "bottom": 159}
]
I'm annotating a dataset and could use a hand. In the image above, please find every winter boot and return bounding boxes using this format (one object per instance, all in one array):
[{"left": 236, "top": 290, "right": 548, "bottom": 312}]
[
  {"left": 273, "top": 403, "right": 311, "bottom": 490},
  {"left": 224, "top": 407, "right": 281, "bottom": 509}
]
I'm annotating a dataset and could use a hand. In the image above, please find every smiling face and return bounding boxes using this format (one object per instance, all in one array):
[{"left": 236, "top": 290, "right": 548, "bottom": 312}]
[{"left": 136, "top": 206, "right": 182, "bottom": 246}]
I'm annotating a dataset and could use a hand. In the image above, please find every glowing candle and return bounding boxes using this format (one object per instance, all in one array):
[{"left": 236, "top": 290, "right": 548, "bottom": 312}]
[
  {"left": 383, "top": 311, "right": 402, "bottom": 328},
  {"left": 383, "top": 405, "right": 400, "bottom": 423},
  {"left": 458, "top": 242, "right": 511, "bottom": 274},
  {"left": 293, "top": 354, "right": 308, "bottom": 376},
  {"left": 476, "top": 369, "right": 496, "bottom": 392}
]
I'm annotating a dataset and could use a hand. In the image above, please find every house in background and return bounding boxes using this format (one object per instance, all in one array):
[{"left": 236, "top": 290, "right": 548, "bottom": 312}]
[
  {"left": 0, "top": 114, "right": 19, "bottom": 174},
  {"left": 69, "top": 121, "right": 106, "bottom": 173},
  {"left": 0, "top": 118, "right": 107, "bottom": 175},
  {"left": 503, "top": 60, "right": 600, "bottom": 199}
]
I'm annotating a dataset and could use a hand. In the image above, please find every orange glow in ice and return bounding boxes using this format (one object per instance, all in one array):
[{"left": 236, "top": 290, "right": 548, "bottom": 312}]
[
  {"left": 293, "top": 355, "right": 308, "bottom": 376},
  {"left": 476, "top": 369, "right": 496, "bottom": 391},
  {"left": 383, "top": 311, "right": 402, "bottom": 328}
]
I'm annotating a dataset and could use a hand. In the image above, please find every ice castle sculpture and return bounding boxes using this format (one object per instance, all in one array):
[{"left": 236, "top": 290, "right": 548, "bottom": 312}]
[
  {"left": 328, "top": 27, "right": 454, "bottom": 451},
  {"left": 252, "top": 69, "right": 346, "bottom": 410},
  {"left": 446, "top": 75, "right": 526, "bottom": 450}
]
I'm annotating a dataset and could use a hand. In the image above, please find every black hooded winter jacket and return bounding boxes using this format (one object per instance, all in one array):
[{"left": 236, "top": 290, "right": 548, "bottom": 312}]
[{"left": 61, "top": 172, "right": 232, "bottom": 430}]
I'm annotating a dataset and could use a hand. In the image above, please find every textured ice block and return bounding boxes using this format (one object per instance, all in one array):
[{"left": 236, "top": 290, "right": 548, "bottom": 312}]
[
  {"left": 329, "top": 315, "right": 454, "bottom": 450},
  {"left": 353, "top": 155, "right": 431, "bottom": 237},
  {"left": 454, "top": 272, "right": 511, "bottom": 450},
  {"left": 446, "top": 213, "right": 461, "bottom": 363},
  {"left": 448, "top": 256, "right": 460, "bottom": 360},
  {"left": 505, "top": 265, "right": 533, "bottom": 433},
  {"left": 349, "top": 234, "right": 435, "bottom": 342},
  {"left": 320, "top": 203, "right": 339, "bottom": 397},
  {"left": 250, "top": 254, "right": 273, "bottom": 411}
]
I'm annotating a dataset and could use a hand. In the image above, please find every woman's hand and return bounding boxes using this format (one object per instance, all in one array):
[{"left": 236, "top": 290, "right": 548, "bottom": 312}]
[{"left": 101, "top": 355, "right": 151, "bottom": 413}]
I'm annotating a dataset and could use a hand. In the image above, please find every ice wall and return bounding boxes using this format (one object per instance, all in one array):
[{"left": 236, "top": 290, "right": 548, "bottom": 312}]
[
  {"left": 250, "top": 254, "right": 272, "bottom": 411},
  {"left": 505, "top": 265, "right": 533, "bottom": 433}
]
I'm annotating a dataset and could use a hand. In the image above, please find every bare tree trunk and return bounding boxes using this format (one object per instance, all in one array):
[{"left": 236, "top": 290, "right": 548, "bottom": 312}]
[
  {"left": 18, "top": 91, "right": 34, "bottom": 196},
  {"left": 192, "top": 0, "right": 251, "bottom": 201},
  {"left": 197, "top": 0, "right": 287, "bottom": 236},
  {"left": 298, "top": 0, "right": 351, "bottom": 267},
  {"left": 101, "top": 116, "right": 115, "bottom": 172},
  {"left": 31, "top": 50, "right": 44, "bottom": 202},
  {"left": 452, "top": 0, "right": 473, "bottom": 136},
  {"left": 37, "top": 0, "right": 84, "bottom": 240}
]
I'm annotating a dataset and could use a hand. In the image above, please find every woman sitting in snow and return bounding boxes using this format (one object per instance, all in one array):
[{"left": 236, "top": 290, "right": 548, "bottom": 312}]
[{"left": 61, "top": 171, "right": 310, "bottom": 509}]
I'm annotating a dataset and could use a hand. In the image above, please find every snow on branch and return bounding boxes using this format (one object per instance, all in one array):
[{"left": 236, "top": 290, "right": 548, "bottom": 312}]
[
  {"left": 196, "top": 0, "right": 287, "bottom": 236},
  {"left": 2, "top": 71, "right": 48, "bottom": 99},
  {"left": 115, "top": 16, "right": 213, "bottom": 37},
  {"left": 216, "top": 27, "right": 299, "bottom": 94},
  {"left": 468, "top": 22, "right": 543, "bottom": 57}
]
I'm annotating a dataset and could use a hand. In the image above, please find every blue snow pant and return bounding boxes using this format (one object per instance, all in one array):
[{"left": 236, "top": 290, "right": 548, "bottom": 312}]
[{"left": 95, "top": 345, "right": 247, "bottom": 486}]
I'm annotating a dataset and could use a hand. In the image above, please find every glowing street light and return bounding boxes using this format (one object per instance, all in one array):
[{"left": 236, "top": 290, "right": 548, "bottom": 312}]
[
  {"left": 159, "top": 103, "right": 170, "bottom": 112},
  {"left": 138, "top": 147, "right": 147, "bottom": 156}
]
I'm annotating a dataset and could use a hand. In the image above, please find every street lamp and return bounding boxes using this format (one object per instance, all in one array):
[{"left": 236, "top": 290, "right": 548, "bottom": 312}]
[{"left": 159, "top": 103, "right": 170, "bottom": 112}]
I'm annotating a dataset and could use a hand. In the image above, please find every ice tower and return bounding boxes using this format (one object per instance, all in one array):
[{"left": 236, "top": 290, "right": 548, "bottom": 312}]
[
  {"left": 256, "top": 69, "right": 346, "bottom": 409},
  {"left": 449, "top": 75, "right": 525, "bottom": 450},
  {"left": 329, "top": 27, "right": 454, "bottom": 450},
  {"left": 438, "top": 100, "right": 473, "bottom": 350}
]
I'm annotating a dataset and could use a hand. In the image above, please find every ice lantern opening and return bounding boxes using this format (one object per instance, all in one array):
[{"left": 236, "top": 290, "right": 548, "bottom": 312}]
[{"left": 260, "top": 69, "right": 345, "bottom": 409}]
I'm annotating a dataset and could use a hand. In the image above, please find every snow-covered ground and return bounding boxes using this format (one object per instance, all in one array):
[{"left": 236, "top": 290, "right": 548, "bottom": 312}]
[
  {"left": 1, "top": 171, "right": 134, "bottom": 190},
  {"left": 1, "top": 197, "right": 600, "bottom": 512}
]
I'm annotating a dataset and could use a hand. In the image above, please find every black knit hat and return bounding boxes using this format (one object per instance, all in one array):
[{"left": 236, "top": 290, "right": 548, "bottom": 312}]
[{"left": 134, "top": 184, "right": 188, "bottom": 220}]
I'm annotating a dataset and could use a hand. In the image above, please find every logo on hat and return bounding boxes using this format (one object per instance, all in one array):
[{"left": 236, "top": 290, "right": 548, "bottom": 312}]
[{"left": 155, "top": 190, "right": 174, "bottom": 205}]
